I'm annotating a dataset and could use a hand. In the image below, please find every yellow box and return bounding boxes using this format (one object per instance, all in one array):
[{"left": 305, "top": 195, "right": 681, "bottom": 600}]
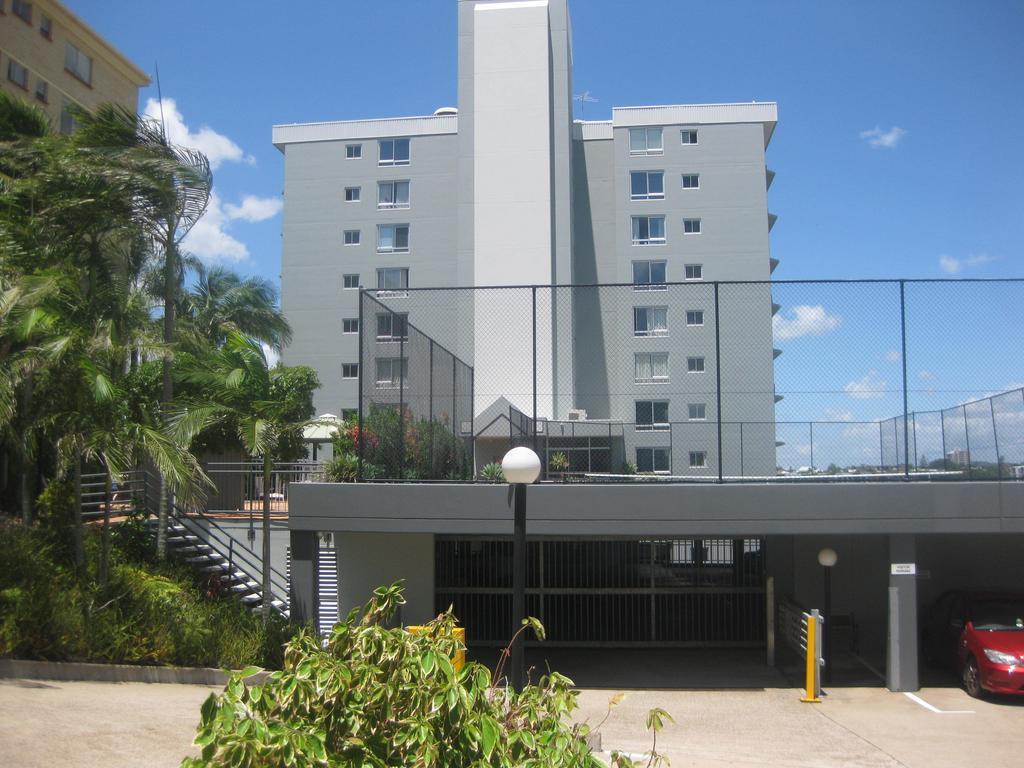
[{"left": 407, "top": 626, "right": 466, "bottom": 672}]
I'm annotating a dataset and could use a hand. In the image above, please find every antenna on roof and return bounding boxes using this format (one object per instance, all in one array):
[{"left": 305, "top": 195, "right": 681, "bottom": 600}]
[
  {"left": 573, "top": 90, "right": 598, "bottom": 120},
  {"left": 154, "top": 62, "right": 167, "bottom": 143}
]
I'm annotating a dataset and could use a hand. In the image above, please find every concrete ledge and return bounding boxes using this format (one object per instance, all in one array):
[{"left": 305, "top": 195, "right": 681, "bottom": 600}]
[{"left": 0, "top": 658, "right": 268, "bottom": 686}]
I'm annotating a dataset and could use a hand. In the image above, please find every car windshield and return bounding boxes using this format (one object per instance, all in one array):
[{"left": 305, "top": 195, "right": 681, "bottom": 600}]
[{"left": 971, "top": 600, "right": 1024, "bottom": 631}]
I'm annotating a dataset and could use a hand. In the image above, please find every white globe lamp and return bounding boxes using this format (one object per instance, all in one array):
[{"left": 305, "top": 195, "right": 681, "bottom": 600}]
[
  {"left": 817, "top": 547, "right": 838, "bottom": 568},
  {"left": 502, "top": 446, "right": 541, "bottom": 485}
]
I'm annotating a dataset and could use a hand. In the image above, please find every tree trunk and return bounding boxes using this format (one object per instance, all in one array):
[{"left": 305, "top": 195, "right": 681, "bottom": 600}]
[
  {"left": 157, "top": 237, "right": 176, "bottom": 560},
  {"left": 261, "top": 454, "right": 273, "bottom": 623},
  {"left": 99, "top": 468, "right": 112, "bottom": 585},
  {"left": 19, "top": 372, "right": 33, "bottom": 525},
  {"left": 72, "top": 445, "right": 85, "bottom": 577}
]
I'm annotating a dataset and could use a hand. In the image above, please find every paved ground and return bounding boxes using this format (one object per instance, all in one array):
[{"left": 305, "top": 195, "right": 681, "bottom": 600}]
[{"left": 1, "top": 676, "right": 1022, "bottom": 767}]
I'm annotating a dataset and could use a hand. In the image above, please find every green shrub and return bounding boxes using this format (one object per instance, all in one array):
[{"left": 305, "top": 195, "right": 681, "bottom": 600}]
[{"left": 480, "top": 462, "right": 505, "bottom": 483}]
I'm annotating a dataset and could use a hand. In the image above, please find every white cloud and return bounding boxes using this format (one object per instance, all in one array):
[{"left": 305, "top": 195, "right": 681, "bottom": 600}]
[
  {"left": 860, "top": 125, "right": 907, "bottom": 149},
  {"left": 772, "top": 305, "right": 841, "bottom": 340},
  {"left": 844, "top": 370, "right": 887, "bottom": 400},
  {"left": 823, "top": 407, "right": 855, "bottom": 422},
  {"left": 938, "top": 253, "right": 997, "bottom": 275},
  {"left": 224, "top": 195, "right": 282, "bottom": 223},
  {"left": 885, "top": 350, "right": 901, "bottom": 363},
  {"left": 262, "top": 343, "right": 280, "bottom": 368},
  {"left": 918, "top": 370, "right": 935, "bottom": 381},
  {"left": 142, "top": 97, "right": 255, "bottom": 169}
]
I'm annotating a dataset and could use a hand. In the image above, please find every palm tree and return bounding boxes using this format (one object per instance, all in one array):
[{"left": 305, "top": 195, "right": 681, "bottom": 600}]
[
  {"left": 172, "top": 332, "right": 319, "bottom": 621},
  {"left": 181, "top": 265, "right": 291, "bottom": 351}
]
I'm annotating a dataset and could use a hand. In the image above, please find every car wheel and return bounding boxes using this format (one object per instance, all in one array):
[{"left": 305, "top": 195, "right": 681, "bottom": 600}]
[{"left": 962, "top": 656, "right": 983, "bottom": 699}]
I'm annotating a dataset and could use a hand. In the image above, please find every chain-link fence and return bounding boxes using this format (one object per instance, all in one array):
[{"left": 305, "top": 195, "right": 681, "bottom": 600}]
[{"left": 357, "top": 279, "right": 1024, "bottom": 482}]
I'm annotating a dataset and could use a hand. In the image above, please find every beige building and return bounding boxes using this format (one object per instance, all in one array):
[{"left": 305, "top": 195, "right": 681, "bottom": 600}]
[{"left": 0, "top": 0, "right": 148, "bottom": 131}]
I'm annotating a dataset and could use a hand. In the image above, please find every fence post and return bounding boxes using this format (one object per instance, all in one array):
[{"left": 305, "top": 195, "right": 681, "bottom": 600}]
[
  {"left": 940, "top": 408, "right": 948, "bottom": 471},
  {"left": 962, "top": 404, "right": 973, "bottom": 479},
  {"left": 911, "top": 412, "right": 918, "bottom": 470},
  {"left": 990, "top": 398, "right": 1002, "bottom": 480},
  {"left": 899, "top": 280, "right": 910, "bottom": 479},
  {"left": 428, "top": 339, "right": 434, "bottom": 475},
  {"left": 357, "top": 289, "right": 365, "bottom": 481},
  {"left": 398, "top": 328, "right": 405, "bottom": 477},
  {"left": 532, "top": 286, "right": 538, "bottom": 455},
  {"left": 713, "top": 282, "right": 723, "bottom": 483},
  {"left": 740, "top": 422, "right": 745, "bottom": 477},
  {"left": 879, "top": 422, "right": 884, "bottom": 470},
  {"left": 809, "top": 422, "right": 814, "bottom": 472}
]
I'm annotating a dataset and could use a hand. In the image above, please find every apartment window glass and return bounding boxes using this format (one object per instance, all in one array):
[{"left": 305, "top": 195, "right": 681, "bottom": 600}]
[
  {"left": 630, "top": 171, "right": 664, "bottom": 200},
  {"left": 628, "top": 127, "right": 663, "bottom": 155},
  {"left": 343, "top": 274, "right": 360, "bottom": 289},
  {"left": 681, "top": 129, "right": 698, "bottom": 145},
  {"left": 12, "top": 0, "right": 31, "bottom": 23},
  {"left": 34, "top": 79, "right": 47, "bottom": 102},
  {"left": 376, "top": 312, "right": 408, "bottom": 341},
  {"left": 689, "top": 451, "right": 707, "bottom": 468},
  {"left": 688, "top": 403, "right": 707, "bottom": 421},
  {"left": 632, "top": 260, "right": 667, "bottom": 290},
  {"left": 376, "top": 267, "right": 409, "bottom": 291},
  {"left": 633, "top": 307, "right": 668, "bottom": 337},
  {"left": 687, "top": 356, "right": 705, "bottom": 373},
  {"left": 64, "top": 43, "right": 92, "bottom": 85},
  {"left": 343, "top": 230, "right": 360, "bottom": 246},
  {"left": 378, "top": 180, "right": 410, "bottom": 209},
  {"left": 7, "top": 60, "right": 28, "bottom": 89},
  {"left": 377, "top": 224, "right": 409, "bottom": 253},
  {"left": 379, "top": 138, "right": 410, "bottom": 166},
  {"left": 39, "top": 14, "right": 52, "bottom": 39},
  {"left": 681, "top": 174, "right": 700, "bottom": 189},
  {"left": 341, "top": 363, "right": 359, "bottom": 379},
  {"left": 684, "top": 264, "right": 703, "bottom": 281},
  {"left": 375, "top": 357, "right": 408, "bottom": 389},
  {"left": 344, "top": 186, "right": 360, "bottom": 202},
  {"left": 631, "top": 216, "right": 666, "bottom": 245},
  {"left": 683, "top": 218, "right": 702, "bottom": 234},
  {"left": 59, "top": 99, "right": 75, "bottom": 135},
  {"left": 635, "top": 400, "right": 669, "bottom": 431},
  {"left": 345, "top": 144, "right": 362, "bottom": 159},
  {"left": 636, "top": 447, "right": 670, "bottom": 474},
  {"left": 635, "top": 352, "right": 669, "bottom": 383},
  {"left": 685, "top": 310, "right": 704, "bottom": 326},
  {"left": 342, "top": 318, "right": 359, "bottom": 334}
]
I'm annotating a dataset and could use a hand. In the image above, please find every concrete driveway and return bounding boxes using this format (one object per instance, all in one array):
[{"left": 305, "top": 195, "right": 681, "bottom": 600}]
[{"left": 1, "top": 676, "right": 1022, "bottom": 767}]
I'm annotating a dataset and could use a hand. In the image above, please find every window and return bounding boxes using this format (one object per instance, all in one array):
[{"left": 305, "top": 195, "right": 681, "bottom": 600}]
[
  {"left": 343, "top": 230, "right": 360, "bottom": 245},
  {"left": 683, "top": 218, "right": 701, "bottom": 234},
  {"left": 636, "top": 447, "right": 670, "bottom": 474},
  {"left": 343, "top": 274, "right": 360, "bottom": 289},
  {"left": 64, "top": 43, "right": 93, "bottom": 85},
  {"left": 688, "top": 403, "right": 707, "bottom": 421},
  {"left": 631, "top": 216, "right": 666, "bottom": 245},
  {"left": 379, "top": 138, "right": 410, "bottom": 166},
  {"left": 632, "top": 260, "right": 666, "bottom": 290},
  {"left": 376, "top": 267, "right": 409, "bottom": 294},
  {"left": 681, "top": 174, "right": 699, "bottom": 189},
  {"left": 59, "top": 100, "right": 75, "bottom": 135},
  {"left": 342, "top": 318, "right": 359, "bottom": 334},
  {"left": 345, "top": 144, "right": 362, "bottom": 159},
  {"left": 378, "top": 180, "right": 410, "bottom": 209},
  {"left": 685, "top": 310, "right": 704, "bottom": 326},
  {"left": 341, "top": 363, "right": 359, "bottom": 379},
  {"left": 34, "top": 79, "right": 47, "bottom": 103},
  {"left": 684, "top": 264, "right": 703, "bottom": 281},
  {"left": 12, "top": 0, "right": 31, "bottom": 23},
  {"left": 689, "top": 451, "right": 707, "bottom": 468},
  {"left": 635, "top": 400, "right": 669, "bottom": 431},
  {"left": 375, "top": 357, "right": 408, "bottom": 389},
  {"left": 377, "top": 224, "right": 409, "bottom": 253},
  {"left": 344, "top": 186, "right": 360, "bottom": 202},
  {"left": 628, "top": 127, "right": 663, "bottom": 155},
  {"left": 630, "top": 171, "right": 664, "bottom": 200},
  {"left": 681, "top": 129, "right": 698, "bottom": 145},
  {"left": 7, "top": 59, "right": 28, "bottom": 90},
  {"left": 633, "top": 307, "right": 668, "bottom": 337},
  {"left": 687, "top": 356, "right": 705, "bottom": 373},
  {"left": 376, "top": 312, "right": 408, "bottom": 341},
  {"left": 635, "top": 352, "right": 669, "bottom": 383},
  {"left": 39, "top": 13, "right": 51, "bottom": 39}
]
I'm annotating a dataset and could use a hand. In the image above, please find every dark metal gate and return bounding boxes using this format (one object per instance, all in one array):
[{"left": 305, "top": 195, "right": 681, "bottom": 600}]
[{"left": 435, "top": 537, "right": 766, "bottom": 647}]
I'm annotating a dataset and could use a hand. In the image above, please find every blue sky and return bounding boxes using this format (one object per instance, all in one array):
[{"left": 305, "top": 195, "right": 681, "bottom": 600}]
[{"left": 65, "top": 1, "right": 1024, "bottom": 449}]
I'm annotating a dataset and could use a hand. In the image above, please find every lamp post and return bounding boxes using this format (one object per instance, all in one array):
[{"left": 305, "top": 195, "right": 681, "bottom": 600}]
[
  {"left": 818, "top": 547, "right": 838, "bottom": 684},
  {"left": 502, "top": 446, "right": 541, "bottom": 691}
]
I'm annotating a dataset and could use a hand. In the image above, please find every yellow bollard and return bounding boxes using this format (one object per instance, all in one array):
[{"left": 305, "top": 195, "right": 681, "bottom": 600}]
[
  {"left": 407, "top": 625, "right": 466, "bottom": 672},
  {"left": 800, "top": 614, "right": 821, "bottom": 703}
]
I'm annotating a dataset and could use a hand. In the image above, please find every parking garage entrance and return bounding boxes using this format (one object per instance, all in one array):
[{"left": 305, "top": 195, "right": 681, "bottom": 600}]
[{"left": 435, "top": 537, "right": 767, "bottom": 647}]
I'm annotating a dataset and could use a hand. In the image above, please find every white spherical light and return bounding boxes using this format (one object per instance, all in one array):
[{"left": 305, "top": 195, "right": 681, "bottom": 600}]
[
  {"left": 502, "top": 447, "right": 542, "bottom": 484},
  {"left": 817, "top": 547, "right": 838, "bottom": 568}
]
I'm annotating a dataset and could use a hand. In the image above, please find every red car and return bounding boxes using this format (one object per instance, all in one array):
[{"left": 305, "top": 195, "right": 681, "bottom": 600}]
[{"left": 922, "top": 591, "right": 1024, "bottom": 697}]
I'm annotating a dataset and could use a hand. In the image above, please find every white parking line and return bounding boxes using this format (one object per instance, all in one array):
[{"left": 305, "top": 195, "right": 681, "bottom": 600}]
[{"left": 903, "top": 691, "right": 974, "bottom": 714}]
